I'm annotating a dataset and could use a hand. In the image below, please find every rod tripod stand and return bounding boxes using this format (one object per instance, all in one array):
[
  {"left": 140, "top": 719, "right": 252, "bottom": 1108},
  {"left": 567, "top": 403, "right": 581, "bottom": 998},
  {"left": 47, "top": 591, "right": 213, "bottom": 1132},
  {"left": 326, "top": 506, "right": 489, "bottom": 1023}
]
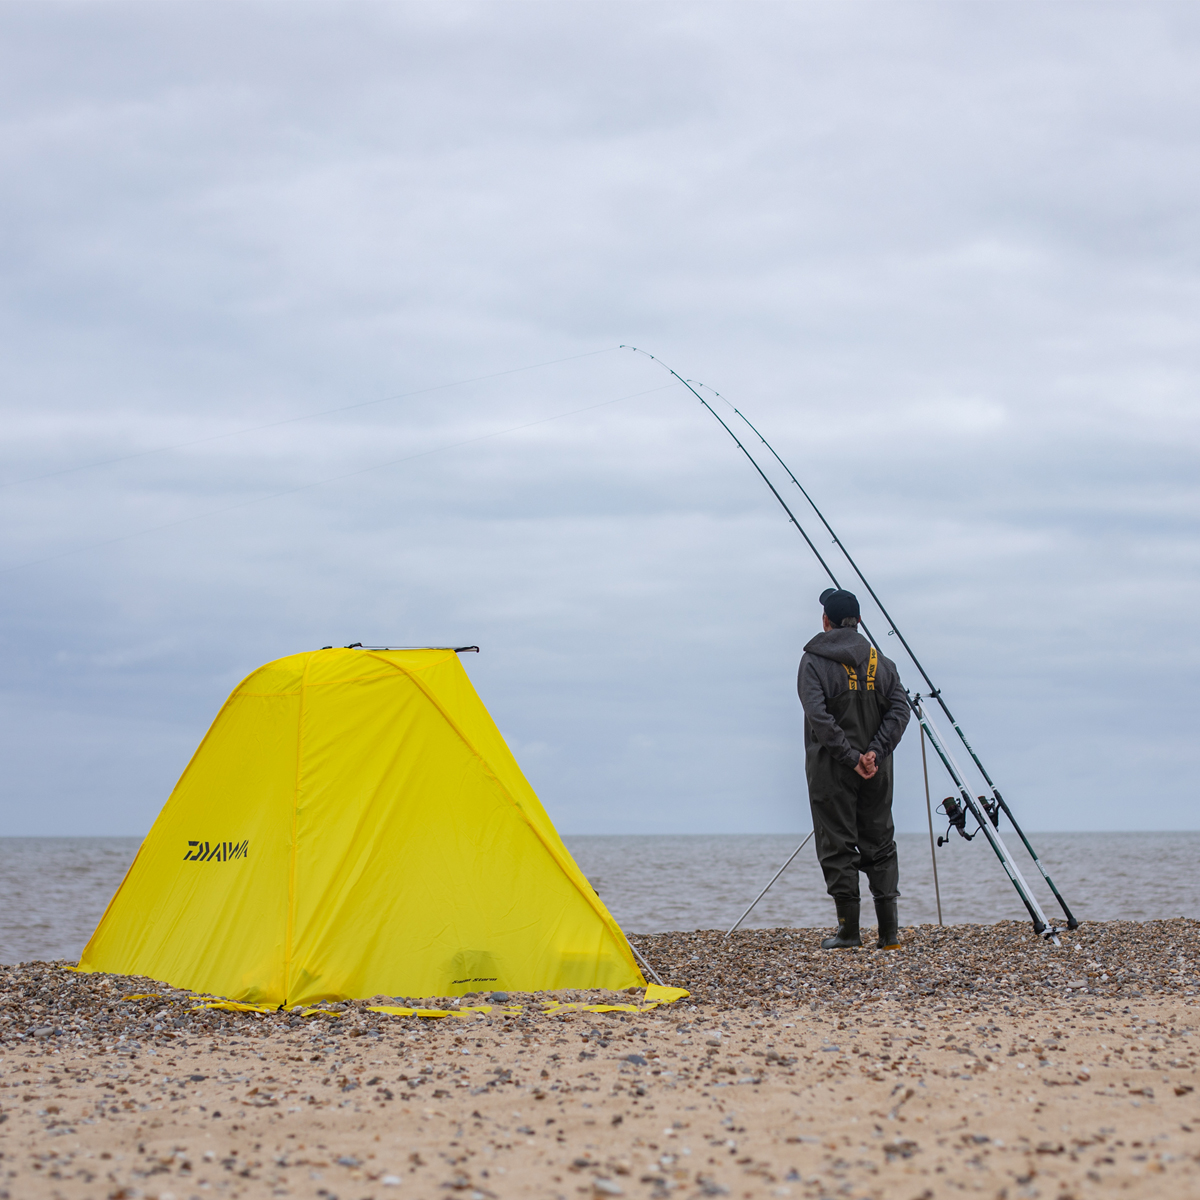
[{"left": 912, "top": 695, "right": 1062, "bottom": 942}]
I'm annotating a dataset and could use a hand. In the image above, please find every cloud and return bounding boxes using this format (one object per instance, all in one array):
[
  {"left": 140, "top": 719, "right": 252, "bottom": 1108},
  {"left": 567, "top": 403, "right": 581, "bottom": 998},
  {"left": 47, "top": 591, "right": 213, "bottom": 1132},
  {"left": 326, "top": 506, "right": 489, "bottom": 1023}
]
[{"left": 0, "top": 2, "right": 1197, "bottom": 843}]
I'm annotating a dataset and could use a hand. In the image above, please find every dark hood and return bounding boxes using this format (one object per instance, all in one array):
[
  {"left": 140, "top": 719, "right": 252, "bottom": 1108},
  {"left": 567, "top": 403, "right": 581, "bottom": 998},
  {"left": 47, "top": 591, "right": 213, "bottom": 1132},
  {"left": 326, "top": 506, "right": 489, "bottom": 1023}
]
[{"left": 802, "top": 627, "right": 873, "bottom": 668}]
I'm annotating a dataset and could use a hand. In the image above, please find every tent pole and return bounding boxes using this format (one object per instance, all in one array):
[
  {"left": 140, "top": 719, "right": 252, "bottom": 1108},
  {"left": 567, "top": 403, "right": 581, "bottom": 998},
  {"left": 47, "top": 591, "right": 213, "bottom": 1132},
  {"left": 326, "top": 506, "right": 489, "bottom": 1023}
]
[
  {"left": 626, "top": 937, "right": 665, "bottom": 987},
  {"left": 921, "top": 722, "right": 943, "bottom": 926}
]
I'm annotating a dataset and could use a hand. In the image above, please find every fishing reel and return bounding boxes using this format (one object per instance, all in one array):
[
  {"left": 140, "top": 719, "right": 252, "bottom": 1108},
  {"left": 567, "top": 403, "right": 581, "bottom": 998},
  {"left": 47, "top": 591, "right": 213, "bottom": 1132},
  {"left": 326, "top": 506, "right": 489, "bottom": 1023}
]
[{"left": 936, "top": 797, "right": 975, "bottom": 845}]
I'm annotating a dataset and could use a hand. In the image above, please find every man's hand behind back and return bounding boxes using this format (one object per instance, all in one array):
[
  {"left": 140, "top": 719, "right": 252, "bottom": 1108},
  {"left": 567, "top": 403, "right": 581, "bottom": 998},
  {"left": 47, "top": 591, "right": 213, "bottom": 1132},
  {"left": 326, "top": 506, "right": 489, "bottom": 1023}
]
[{"left": 854, "top": 751, "right": 878, "bottom": 780}]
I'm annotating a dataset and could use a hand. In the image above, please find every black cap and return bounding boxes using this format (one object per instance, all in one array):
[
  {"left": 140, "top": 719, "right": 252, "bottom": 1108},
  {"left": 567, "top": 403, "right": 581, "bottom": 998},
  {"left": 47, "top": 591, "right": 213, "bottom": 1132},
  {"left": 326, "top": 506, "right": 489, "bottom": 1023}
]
[{"left": 820, "top": 587, "right": 860, "bottom": 625}]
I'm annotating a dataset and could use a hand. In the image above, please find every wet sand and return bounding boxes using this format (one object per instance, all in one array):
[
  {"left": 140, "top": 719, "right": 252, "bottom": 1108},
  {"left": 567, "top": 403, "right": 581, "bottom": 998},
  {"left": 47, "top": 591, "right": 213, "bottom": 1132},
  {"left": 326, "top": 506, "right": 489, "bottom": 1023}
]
[{"left": 3, "top": 920, "right": 1199, "bottom": 1199}]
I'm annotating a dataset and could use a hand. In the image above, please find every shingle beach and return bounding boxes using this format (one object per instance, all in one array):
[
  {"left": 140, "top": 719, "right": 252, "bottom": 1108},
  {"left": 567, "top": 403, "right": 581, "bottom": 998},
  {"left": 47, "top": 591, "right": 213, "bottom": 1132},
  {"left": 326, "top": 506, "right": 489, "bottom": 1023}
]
[{"left": 3, "top": 920, "right": 1199, "bottom": 1199}]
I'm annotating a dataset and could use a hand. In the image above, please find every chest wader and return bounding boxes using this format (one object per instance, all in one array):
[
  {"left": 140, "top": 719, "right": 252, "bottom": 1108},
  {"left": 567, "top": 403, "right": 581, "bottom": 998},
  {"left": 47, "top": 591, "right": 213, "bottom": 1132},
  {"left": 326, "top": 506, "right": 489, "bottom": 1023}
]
[{"left": 805, "top": 646, "right": 901, "bottom": 950}]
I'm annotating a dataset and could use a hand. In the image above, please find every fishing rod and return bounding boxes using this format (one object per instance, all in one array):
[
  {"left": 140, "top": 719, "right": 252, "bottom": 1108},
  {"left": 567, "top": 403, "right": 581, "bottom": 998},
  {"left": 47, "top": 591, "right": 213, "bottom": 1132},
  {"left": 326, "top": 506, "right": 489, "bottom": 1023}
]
[
  {"left": 710, "top": 395, "right": 1078, "bottom": 931},
  {"left": 620, "top": 346, "right": 1072, "bottom": 936},
  {"left": 911, "top": 695, "right": 1058, "bottom": 940}
]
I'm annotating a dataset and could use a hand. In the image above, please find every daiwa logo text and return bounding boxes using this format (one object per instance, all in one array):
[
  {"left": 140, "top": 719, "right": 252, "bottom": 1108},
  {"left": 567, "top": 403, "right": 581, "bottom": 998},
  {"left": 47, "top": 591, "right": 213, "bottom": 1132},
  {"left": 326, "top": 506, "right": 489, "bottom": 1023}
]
[{"left": 184, "top": 840, "right": 249, "bottom": 862}]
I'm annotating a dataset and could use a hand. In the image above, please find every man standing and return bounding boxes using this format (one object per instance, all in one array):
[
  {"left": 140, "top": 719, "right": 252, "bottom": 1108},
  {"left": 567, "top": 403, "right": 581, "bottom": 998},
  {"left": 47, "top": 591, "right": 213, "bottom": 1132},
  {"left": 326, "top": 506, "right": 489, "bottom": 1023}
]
[{"left": 798, "top": 587, "right": 911, "bottom": 950}]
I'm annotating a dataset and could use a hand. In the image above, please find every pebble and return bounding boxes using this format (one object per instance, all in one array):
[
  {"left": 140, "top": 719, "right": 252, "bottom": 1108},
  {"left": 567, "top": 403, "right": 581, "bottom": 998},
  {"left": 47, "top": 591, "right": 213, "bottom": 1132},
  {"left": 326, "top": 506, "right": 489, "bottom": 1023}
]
[
  {"left": 0, "top": 918, "right": 1194, "bottom": 1053},
  {"left": 2, "top": 935, "right": 1197, "bottom": 1200},
  {"left": 632, "top": 918, "right": 1200, "bottom": 1008}
]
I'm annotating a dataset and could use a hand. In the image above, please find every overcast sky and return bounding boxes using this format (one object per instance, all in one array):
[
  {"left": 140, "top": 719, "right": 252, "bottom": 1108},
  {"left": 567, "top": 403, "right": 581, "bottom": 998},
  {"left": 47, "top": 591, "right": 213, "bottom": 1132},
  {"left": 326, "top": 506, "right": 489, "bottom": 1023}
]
[{"left": 2, "top": 2, "right": 1198, "bottom": 843}]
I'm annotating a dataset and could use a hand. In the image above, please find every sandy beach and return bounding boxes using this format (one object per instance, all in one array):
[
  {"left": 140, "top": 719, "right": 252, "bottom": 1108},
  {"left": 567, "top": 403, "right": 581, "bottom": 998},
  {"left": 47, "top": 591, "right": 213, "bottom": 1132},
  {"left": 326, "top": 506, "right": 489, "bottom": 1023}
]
[{"left": 3, "top": 920, "right": 1199, "bottom": 1199}]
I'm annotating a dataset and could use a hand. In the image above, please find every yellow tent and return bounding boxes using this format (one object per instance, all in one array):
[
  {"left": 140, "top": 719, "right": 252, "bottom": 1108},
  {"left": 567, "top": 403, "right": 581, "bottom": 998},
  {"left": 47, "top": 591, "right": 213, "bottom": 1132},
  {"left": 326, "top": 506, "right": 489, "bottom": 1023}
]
[{"left": 79, "top": 647, "right": 644, "bottom": 1006}]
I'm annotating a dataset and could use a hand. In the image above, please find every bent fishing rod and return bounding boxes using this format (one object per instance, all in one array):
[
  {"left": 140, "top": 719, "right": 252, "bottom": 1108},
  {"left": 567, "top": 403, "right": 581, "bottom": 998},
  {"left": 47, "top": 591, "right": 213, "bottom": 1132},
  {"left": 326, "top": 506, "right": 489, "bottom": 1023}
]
[
  {"left": 621, "top": 345, "right": 1075, "bottom": 935},
  {"left": 702, "top": 393, "right": 1077, "bottom": 931}
]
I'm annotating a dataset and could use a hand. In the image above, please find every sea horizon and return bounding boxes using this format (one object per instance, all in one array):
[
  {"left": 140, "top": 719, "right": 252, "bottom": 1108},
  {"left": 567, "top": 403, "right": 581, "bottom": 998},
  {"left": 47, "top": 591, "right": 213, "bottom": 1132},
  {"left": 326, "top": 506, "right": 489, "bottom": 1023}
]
[{"left": 3, "top": 831, "right": 1199, "bottom": 966}]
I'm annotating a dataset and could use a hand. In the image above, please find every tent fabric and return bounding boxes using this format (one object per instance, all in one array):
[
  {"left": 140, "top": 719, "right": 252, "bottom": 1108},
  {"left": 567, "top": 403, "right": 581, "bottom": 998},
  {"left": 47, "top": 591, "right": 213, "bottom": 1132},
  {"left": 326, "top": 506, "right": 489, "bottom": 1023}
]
[{"left": 79, "top": 648, "right": 644, "bottom": 1006}]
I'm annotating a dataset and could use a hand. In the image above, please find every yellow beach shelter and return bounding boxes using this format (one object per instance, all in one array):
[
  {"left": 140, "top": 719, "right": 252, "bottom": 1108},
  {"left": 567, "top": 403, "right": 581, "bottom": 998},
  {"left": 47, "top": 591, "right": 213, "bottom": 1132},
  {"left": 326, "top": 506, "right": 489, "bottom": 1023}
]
[{"left": 79, "top": 647, "right": 644, "bottom": 1006}]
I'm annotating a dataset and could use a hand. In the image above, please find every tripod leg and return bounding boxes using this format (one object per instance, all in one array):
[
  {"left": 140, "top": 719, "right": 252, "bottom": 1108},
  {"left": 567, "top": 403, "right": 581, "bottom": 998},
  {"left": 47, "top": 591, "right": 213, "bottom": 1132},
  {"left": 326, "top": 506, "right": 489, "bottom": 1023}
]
[
  {"left": 725, "top": 832, "right": 816, "bottom": 937},
  {"left": 921, "top": 726, "right": 943, "bottom": 926}
]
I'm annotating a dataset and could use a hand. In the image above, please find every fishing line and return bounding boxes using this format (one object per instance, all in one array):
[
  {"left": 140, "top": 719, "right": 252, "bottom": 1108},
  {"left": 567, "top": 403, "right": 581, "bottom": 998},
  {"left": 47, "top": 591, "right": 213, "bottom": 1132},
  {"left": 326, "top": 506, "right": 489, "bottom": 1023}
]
[
  {"left": 2, "top": 346, "right": 621, "bottom": 491},
  {"left": 0, "top": 379, "right": 680, "bottom": 577}
]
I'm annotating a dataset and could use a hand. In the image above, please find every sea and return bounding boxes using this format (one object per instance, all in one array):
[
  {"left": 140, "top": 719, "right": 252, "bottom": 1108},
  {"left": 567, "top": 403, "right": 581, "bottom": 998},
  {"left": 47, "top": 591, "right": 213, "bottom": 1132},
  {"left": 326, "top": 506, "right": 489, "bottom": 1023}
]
[{"left": 2, "top": 832, "right": 1198, "bottom": 966}]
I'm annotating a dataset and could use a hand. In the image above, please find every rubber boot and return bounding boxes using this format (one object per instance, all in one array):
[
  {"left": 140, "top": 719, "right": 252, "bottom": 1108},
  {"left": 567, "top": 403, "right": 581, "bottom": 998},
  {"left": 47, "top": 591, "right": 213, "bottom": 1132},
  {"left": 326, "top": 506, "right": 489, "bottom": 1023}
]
[
  {"left": 820, "top": 900, "right": 862, "bottom": 949},
  {"left": 874, "top": 897, "right": 900, "bottom": 950}
]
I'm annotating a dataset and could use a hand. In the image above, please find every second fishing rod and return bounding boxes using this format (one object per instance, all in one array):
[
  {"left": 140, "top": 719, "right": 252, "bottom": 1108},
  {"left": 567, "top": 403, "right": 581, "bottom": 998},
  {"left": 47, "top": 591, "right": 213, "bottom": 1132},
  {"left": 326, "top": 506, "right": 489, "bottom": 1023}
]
[
  {"left": 717, "top": 398, "right": 1077, "bottom": 930},
  {"left": 718, "top": 398, "right": 1077, "bottom": 931},
  {"left": 911, "top": 693, "right": 1058, "bottom": 938},
  {"left": 621, "top": 345, "right": 1076, "bottom": 932},
  {"left": 696, "top": 389, "right": 1057, "bottom": 936}
]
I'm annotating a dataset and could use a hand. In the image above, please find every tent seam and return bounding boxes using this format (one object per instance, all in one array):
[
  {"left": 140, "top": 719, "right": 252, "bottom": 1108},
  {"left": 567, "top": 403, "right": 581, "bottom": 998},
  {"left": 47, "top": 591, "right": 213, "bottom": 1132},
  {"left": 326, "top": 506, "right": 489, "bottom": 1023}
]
[
  {"left": 360, "top": 650, "right": 644, "bottom": 984},
  {"left": 235, "top": 666, "right": 448, "bottom": 699},
  {"left": 284, "top": 656, "right": 312, "bottom": 1005}
]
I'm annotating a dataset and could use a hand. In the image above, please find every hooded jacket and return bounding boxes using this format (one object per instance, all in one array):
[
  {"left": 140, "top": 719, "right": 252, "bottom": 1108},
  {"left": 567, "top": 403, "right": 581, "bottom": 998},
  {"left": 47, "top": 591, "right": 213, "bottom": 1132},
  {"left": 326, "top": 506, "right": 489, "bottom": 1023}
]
[{"left": 797, "top": 627, "right": 911, "bottom": 769}]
